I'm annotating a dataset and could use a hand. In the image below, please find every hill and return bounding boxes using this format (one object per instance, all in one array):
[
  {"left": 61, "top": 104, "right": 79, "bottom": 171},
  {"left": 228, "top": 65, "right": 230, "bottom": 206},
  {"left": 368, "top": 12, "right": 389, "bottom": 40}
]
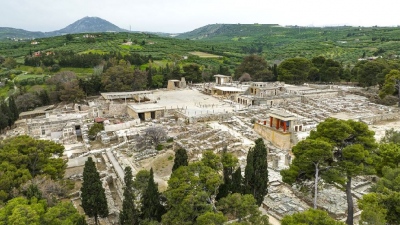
[
  {"left": 175, "top": 24, "right": 400, "bottom": 63},
  {"left": 175, "top": 23, "right": 280, "bottom": 40},
  {"left": 0, "top": 17, "right": 127, "bottom": 40},
  {"left": 3, "top": 23, "right": 400, "bottom": 65},
  {"left": 0, "top": 27, "right": 47, "bottom": 40},
  {"left": 50, "top": 17, "right": 127, "bottom": 35}
]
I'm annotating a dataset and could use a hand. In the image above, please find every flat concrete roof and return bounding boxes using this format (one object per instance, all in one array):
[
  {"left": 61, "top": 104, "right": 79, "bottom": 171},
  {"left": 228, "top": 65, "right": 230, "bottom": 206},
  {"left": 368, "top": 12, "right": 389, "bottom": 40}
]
[
  {"left": 214, "top": 86, "right": 244, "bottom": 92},
  {"left": 101, "top": 91, "right": 153, "bottom": 100},
  {"left": 214, "top": 74, "right": 231, "bottom": 78},
  {"left": 128, "top": 104, "right": 165, "bottom": 113},
  {"left": 284, "top": 86, "right": 314, "bottom": 91},
  {"left": 269, "top": 110, "right": 297, "bottom": 121}
]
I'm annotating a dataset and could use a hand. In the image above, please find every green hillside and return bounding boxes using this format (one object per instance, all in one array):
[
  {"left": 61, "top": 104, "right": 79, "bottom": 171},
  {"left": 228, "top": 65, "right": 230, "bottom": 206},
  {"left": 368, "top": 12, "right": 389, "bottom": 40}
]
[
  {"left": 2, "top": 24, "right": 400, "bottom": 66},
  {"left": 0, "top": 32, "right": 242, "bottom": 60},
  {"left": 176, "top": 24, "right": 400, "bottom": 63}
]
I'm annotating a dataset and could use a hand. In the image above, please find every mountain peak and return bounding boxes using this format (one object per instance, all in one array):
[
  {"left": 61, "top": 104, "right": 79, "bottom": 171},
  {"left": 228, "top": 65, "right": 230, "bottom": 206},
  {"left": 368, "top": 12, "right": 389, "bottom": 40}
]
[{"left": 53, "top": 17, "right": 126, "bottom": 34}]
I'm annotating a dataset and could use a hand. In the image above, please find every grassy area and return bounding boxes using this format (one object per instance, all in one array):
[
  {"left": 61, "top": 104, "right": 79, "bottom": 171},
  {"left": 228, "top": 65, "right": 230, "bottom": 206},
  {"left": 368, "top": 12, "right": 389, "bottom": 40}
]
[
  {"left": 60, "top": 67, "right": 93, "bottom": 74},
  {"left": 0, "top": 86, "right": 11, "bottom": 98},
  {"left": 79, "top": 49, "right": 108, "bottom": 55},
  {"left": 189, "top": 51, "right": 222, "bottom": 58},
  {"left": 15, "top": 74, "right": 47, "bottom": 81}
]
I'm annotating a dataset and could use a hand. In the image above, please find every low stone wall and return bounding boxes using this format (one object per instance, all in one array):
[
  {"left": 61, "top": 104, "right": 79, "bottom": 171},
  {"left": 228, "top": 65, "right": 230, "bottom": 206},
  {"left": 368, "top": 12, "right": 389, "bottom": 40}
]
[
  {"left": 362, "top": 113, "right": 399, "bottom": 124},
  {"left": 104, "top": 120, "right": 141, "bottom": 132}
]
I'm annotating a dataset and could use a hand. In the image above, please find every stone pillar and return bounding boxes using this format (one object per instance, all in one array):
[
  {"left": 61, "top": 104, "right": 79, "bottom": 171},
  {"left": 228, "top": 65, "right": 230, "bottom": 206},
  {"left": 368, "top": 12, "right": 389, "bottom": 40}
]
[
  {"left": 285, "top": 154, "right": 292, "bottom": 166},
  {"left": 273, "top": 157, "right": 279, "bottom": 169}
]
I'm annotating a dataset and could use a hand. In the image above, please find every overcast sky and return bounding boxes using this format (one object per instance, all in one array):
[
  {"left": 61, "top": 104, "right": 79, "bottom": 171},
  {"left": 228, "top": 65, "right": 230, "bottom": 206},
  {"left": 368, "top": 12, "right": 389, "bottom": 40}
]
[{"left": 1, "top": 0, "right": 399, "bottom": 33}]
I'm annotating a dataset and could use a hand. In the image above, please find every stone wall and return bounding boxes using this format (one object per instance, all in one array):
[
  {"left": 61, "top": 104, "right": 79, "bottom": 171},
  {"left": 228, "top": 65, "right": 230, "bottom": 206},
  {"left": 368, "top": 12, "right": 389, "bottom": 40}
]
[
  {"left": 362, "top": 112, "right": 399, "bottom": 124},
  {"left": 255, "top": 96, "right": 301, "bottom": 106},
  {"left": 126, "top": 107, "right": 139, "bottom": 119},
  {"left": 254, "top": 123, "right": 292, "bottom": 150},
  {"left": 301, "top": 90, "right": 339, "bottom": 98},
  {"left": 108, "top": 103, "right": 127, "bottom": 116},
  {"left": 104, "top": 120, "right": 141, "bottom": 132}
]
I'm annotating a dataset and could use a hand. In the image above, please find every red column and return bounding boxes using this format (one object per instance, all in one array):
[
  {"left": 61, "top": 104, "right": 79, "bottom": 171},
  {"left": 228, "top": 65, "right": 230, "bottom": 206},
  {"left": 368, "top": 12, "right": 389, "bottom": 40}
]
[
  {"left": 270, "top": 117, "right": 273, "bottom": 127},
  {"left": 276, "top": 119, "right": 280, "bottom": 129},
  {"left": 283, "top": 121, "right": 287, "bottom": 132}
]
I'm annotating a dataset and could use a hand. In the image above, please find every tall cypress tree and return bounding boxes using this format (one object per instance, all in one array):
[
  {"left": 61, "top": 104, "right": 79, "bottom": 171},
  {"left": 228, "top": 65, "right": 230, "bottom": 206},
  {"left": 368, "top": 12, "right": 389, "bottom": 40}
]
[
  {"left": 244, "top": 138, "right": 269, "bottom": 205},
  {"left": 120, "top": 166, "right": 137, "bottom": 225},
  {"left": 231, "top": 167, "right": 243, "bottom": 194},
  {"left": 81, "top": 157, "right": 109, "bottom": 225},
  {"left": 141, "top": 168, "right": 165, "bottom": 222},
  {"left": 172, "top": 148, "right": 188, "bottom": 172},
  {"left": 217, "top": 147, "right": 238, "bottom": 200},
  {"left": 0, "top": 101, "right": 12, "bottom": 127},
  {"left": 8, "top": 96, "right": 18, "bottom": 122}
]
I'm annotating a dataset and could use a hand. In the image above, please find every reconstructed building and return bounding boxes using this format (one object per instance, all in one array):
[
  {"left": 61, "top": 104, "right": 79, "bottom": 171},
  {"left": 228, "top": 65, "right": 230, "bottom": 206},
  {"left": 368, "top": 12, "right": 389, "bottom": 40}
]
[
  {"left": 254, "top": 110, "right": 300, "bottom": 149},
  {"left": 127, "top": 104, "right": 165, "bottom": 121},
  {"left": 101, "top": 91, "right": 153, "bottom": 103},
  {"left": 167, "top": 77, "right": 187, "bottom": 90}
]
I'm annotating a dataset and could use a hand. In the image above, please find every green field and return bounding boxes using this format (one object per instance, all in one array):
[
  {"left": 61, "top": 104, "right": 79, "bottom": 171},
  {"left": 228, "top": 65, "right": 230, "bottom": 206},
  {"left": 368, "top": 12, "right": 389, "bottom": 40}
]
[
  {"left": 189, "top": 51, "right": 222, "bottom": 58},
  {"left": 15, "top": 74, "right": 47, "bottom": 81}
]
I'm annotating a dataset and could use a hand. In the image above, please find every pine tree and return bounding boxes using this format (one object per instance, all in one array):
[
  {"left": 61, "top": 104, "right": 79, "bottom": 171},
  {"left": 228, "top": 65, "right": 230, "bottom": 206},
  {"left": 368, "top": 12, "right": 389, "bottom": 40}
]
[
  {"left": 172, "top": 148, "right": 188, "bottom": 172},
  {"left": 141, "top": 168, "right": 165, "bottom": 222},
  {"left": 120, "top": 166, "right": 137, "bottom": 225},
  {"left": 244, "top": 138, "right": 269, "bottom": 205},
  {"left": 81, "top": 157, "right": 108, "bottom": 225}
]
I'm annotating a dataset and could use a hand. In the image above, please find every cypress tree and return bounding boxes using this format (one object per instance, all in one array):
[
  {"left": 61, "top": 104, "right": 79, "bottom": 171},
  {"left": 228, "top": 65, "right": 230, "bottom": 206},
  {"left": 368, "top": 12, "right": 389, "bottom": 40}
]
[
  {"left": 0, "top": 112, "right": 8, "bottom": 131},
  {"left": 8, "top": 96, "right": 18, "bottom": 122},
  {"left": 244, "top": 138, "right": 269, "bottom": 205},
  {"left": 231, "top": 167, "right": 243, "bottom": 194},
  {"left": 120, "top": 166, "right": 137, "bottom": 225},
  {"left": 172, "top": 148, "right": 188, "bottom": 172},
  {"left": 217, "top": 147, "right": 236, "bottom": 200},
  {"left": 141, "top": 168, "right": 165, "bottom": 222},
  {"left": 81, "top": 157, "right": 109, "bottom": 225},
  {"left": 244, "top": 150, "right": 254, "bottom": 194},
  {"left": 0, "top": 101, "right": 12, "bottom": 127}
]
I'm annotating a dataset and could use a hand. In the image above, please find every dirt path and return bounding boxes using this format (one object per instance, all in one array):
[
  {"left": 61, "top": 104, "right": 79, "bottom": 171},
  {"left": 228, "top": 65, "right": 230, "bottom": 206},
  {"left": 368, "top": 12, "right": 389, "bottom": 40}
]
[{"left": 259, "top": 207, "right": 281, "bottom": 225}]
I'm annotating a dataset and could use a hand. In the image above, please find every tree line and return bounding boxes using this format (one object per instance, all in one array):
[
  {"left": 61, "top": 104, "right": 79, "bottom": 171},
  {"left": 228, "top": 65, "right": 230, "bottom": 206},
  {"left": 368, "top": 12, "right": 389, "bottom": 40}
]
[
  {"left": 0, "top": 136, "right": 85, "bottom": 224},
  {"left": 80, "top": 138, "right": 270, "bottom": 225},
  {"left": 24, "top": 50, "right": 150, "bottom": 68}
]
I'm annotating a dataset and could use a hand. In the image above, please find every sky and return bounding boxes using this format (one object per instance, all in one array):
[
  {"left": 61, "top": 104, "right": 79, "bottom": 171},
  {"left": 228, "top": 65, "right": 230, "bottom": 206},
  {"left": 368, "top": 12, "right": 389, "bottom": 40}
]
[{"left": 1, "top": 0, "right": 400, "bottom": 33}]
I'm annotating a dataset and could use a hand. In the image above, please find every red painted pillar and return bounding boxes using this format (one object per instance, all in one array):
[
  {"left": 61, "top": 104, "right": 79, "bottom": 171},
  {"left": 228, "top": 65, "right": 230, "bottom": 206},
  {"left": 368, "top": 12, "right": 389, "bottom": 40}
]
[
  {"left": 276, "top": 119, "right": 280, "bottom": 129},
  {"left": 264, "top": 120, "right": 266, "bottom": 125},
  {"left": 270, "top": 117, "right": 273, "bottom": 127},
  {"left": 283, "top": 121, "right": 287, "bottom": 132}
]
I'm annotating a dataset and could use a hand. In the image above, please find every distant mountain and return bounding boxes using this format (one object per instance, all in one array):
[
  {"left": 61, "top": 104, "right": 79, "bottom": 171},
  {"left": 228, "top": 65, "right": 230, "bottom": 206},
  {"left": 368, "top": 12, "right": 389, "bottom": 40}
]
[
  {"left": 0, "top": 27, "right": 46, "bottom": 40},
  {"left": 50, "top": 17, "right": 127, "bottom": 35},
  {"left": 0, "top": 17, "right": 127, "bottom": 40},
  {"left": 175, "top": 23, "right": 281, "bottom": 40}
]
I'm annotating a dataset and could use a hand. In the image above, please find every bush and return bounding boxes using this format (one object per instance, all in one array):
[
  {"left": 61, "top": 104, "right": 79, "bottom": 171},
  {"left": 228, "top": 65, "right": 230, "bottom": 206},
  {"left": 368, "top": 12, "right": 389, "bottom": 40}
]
[
  {"left": 156, "top": 144, "right": 164, "bottom": 151},
  {"left": 167, "top": 137, "right": 174, "bottom": 143},
  {"left": 88, "top": 123, "right": 104, "bottom": 136}
]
